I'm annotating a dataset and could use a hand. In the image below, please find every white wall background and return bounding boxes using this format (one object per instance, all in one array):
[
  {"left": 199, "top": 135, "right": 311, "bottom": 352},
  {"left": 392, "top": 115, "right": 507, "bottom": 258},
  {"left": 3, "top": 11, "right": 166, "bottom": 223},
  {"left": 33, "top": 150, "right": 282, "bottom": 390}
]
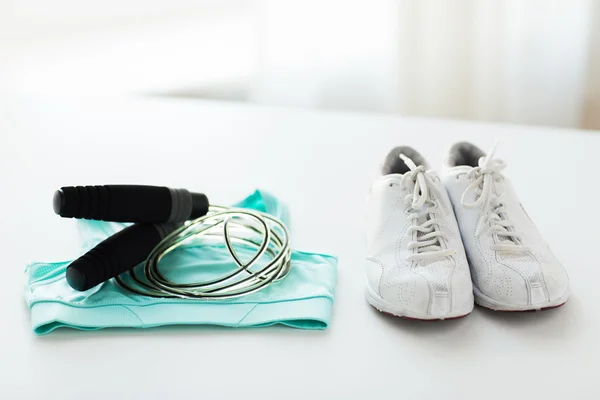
[{"left": 1, "top": 0, "right": 599, "bottom": 129}]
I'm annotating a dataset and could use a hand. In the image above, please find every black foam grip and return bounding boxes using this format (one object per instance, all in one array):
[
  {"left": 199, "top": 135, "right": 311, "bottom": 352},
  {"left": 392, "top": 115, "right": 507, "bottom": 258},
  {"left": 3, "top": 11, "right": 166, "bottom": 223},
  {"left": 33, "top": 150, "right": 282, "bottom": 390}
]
[
  {"left": 54, "top": 185, "right": 209, "bottom": 223},
  {"left": 66, "top": 222, "right": 179, "bottom": 291},
  {"left": 55, "top": 185, "right": 171, "bottom": 222}
]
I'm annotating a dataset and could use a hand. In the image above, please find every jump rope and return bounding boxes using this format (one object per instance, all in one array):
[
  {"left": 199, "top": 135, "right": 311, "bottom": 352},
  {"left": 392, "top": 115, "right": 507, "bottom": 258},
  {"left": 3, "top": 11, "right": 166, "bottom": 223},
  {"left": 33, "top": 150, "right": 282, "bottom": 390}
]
[{"left": 53, "top": 185, "right": 291, "bottom": 299}]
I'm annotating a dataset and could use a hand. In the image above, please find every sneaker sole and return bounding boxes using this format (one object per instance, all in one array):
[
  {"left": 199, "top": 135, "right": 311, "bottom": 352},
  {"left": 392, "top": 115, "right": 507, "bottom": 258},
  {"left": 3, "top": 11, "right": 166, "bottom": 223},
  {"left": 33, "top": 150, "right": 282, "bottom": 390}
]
[
  {"left": 373, "top": 307, "right": 471, "bottom": 321},
  {"left": 473, "top": 285, "right": 570, "bottom": 312},
  {"left": 365, "top": 285, "right": 473, "bottom": 321}
]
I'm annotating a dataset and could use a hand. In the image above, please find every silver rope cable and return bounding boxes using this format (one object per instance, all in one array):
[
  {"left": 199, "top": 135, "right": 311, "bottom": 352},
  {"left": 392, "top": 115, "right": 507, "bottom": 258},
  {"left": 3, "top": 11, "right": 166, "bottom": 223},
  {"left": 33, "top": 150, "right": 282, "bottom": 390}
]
[{"left": 115, "top": 205, "right": 292, "bottom": 299}]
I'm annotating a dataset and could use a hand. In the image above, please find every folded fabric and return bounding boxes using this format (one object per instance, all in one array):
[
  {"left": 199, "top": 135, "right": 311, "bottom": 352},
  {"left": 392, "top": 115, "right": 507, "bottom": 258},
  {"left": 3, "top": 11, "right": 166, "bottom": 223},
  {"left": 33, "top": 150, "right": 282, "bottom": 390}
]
[{"left": 24, "top": 190, "right": 337, "bottom": 335}]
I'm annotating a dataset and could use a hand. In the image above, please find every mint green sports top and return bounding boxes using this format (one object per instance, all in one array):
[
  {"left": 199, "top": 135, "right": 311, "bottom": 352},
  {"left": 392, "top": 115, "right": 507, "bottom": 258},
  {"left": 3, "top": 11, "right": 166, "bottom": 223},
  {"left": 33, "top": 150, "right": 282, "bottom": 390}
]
[{"left": 24, "top": 190, "right": 337, "bottom": 335}]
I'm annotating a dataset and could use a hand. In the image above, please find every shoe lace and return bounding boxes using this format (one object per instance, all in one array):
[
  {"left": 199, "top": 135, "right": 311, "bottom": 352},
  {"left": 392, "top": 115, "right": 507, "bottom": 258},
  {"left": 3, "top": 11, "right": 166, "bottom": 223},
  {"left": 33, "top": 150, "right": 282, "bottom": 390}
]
[
  {"left": 399, "top": 154, "right": 455, "bottom": 261},
  {"left": 460, "top": 143, "right": 530, "bottom": 252}
]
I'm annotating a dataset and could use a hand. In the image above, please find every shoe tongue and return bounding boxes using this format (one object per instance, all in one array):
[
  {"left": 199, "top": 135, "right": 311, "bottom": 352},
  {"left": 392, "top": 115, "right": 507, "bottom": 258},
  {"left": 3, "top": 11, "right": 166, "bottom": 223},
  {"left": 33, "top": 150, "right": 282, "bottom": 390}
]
[
  {"left": 496, "top": 227, "right": 519, "bottom": 245},
  {"left": 499, "top": 237, "right": 516, "bottom": 245},
  {"left": 447, "top": 165, "right": 472, "bottom": 176},
  {"left": 415, "top": 208, "right": 441, "bottom": 254},
  {"left": 490, "top": 207, "right": 520, "bottom": 246}
]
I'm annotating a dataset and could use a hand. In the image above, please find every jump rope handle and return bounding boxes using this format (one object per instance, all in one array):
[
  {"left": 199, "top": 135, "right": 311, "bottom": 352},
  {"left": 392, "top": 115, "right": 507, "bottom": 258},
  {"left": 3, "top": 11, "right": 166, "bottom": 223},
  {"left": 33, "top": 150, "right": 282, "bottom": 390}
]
[
  {"left": 53, "top": 185, "right": 209, "bottom": 223},
  {"left": 56, "top": 184, "right": 210, "bottom": 291},
  {"left": 66, "top": 222, "right": 181, "bottom": 291}
]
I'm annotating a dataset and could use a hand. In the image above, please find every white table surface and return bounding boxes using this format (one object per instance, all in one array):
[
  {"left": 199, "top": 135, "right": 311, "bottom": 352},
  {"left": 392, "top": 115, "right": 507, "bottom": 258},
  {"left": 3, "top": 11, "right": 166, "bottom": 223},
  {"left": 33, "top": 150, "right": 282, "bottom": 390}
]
[{"left": 1, "top": 96, "right": 598, "bottom": 399}]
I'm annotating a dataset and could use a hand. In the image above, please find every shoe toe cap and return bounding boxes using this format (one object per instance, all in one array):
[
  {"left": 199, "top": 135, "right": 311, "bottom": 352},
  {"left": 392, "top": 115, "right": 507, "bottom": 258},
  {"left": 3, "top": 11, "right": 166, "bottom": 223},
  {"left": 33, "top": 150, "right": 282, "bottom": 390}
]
[
  {"left": 540, "top": 260, "right": 570, "bottom": 304},
  {"left": 478, "top": 262, "right": 530, "bottom": 307},
  {"left": 368, "top": 259, "right": 472, "bottom": 318},
  {"left": 378, "top": 268, "right": 431, "bottom": 315},
  {"left": 450, "top": 264, "right": 475, "bottom": 313},
  {"left": 477, "top": 252, "right": 570, "bottom": 309}
]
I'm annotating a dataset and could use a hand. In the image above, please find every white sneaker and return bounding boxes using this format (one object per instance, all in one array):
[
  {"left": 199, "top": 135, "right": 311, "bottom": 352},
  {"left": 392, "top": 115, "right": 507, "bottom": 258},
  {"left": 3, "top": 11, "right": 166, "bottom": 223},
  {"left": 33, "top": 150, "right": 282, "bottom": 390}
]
[
  {"left": 442, "top": 142, "right": 570, "bottom": 311},
  {"left": 365, "top": 146, "right": 474, "bottom": 320}
]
